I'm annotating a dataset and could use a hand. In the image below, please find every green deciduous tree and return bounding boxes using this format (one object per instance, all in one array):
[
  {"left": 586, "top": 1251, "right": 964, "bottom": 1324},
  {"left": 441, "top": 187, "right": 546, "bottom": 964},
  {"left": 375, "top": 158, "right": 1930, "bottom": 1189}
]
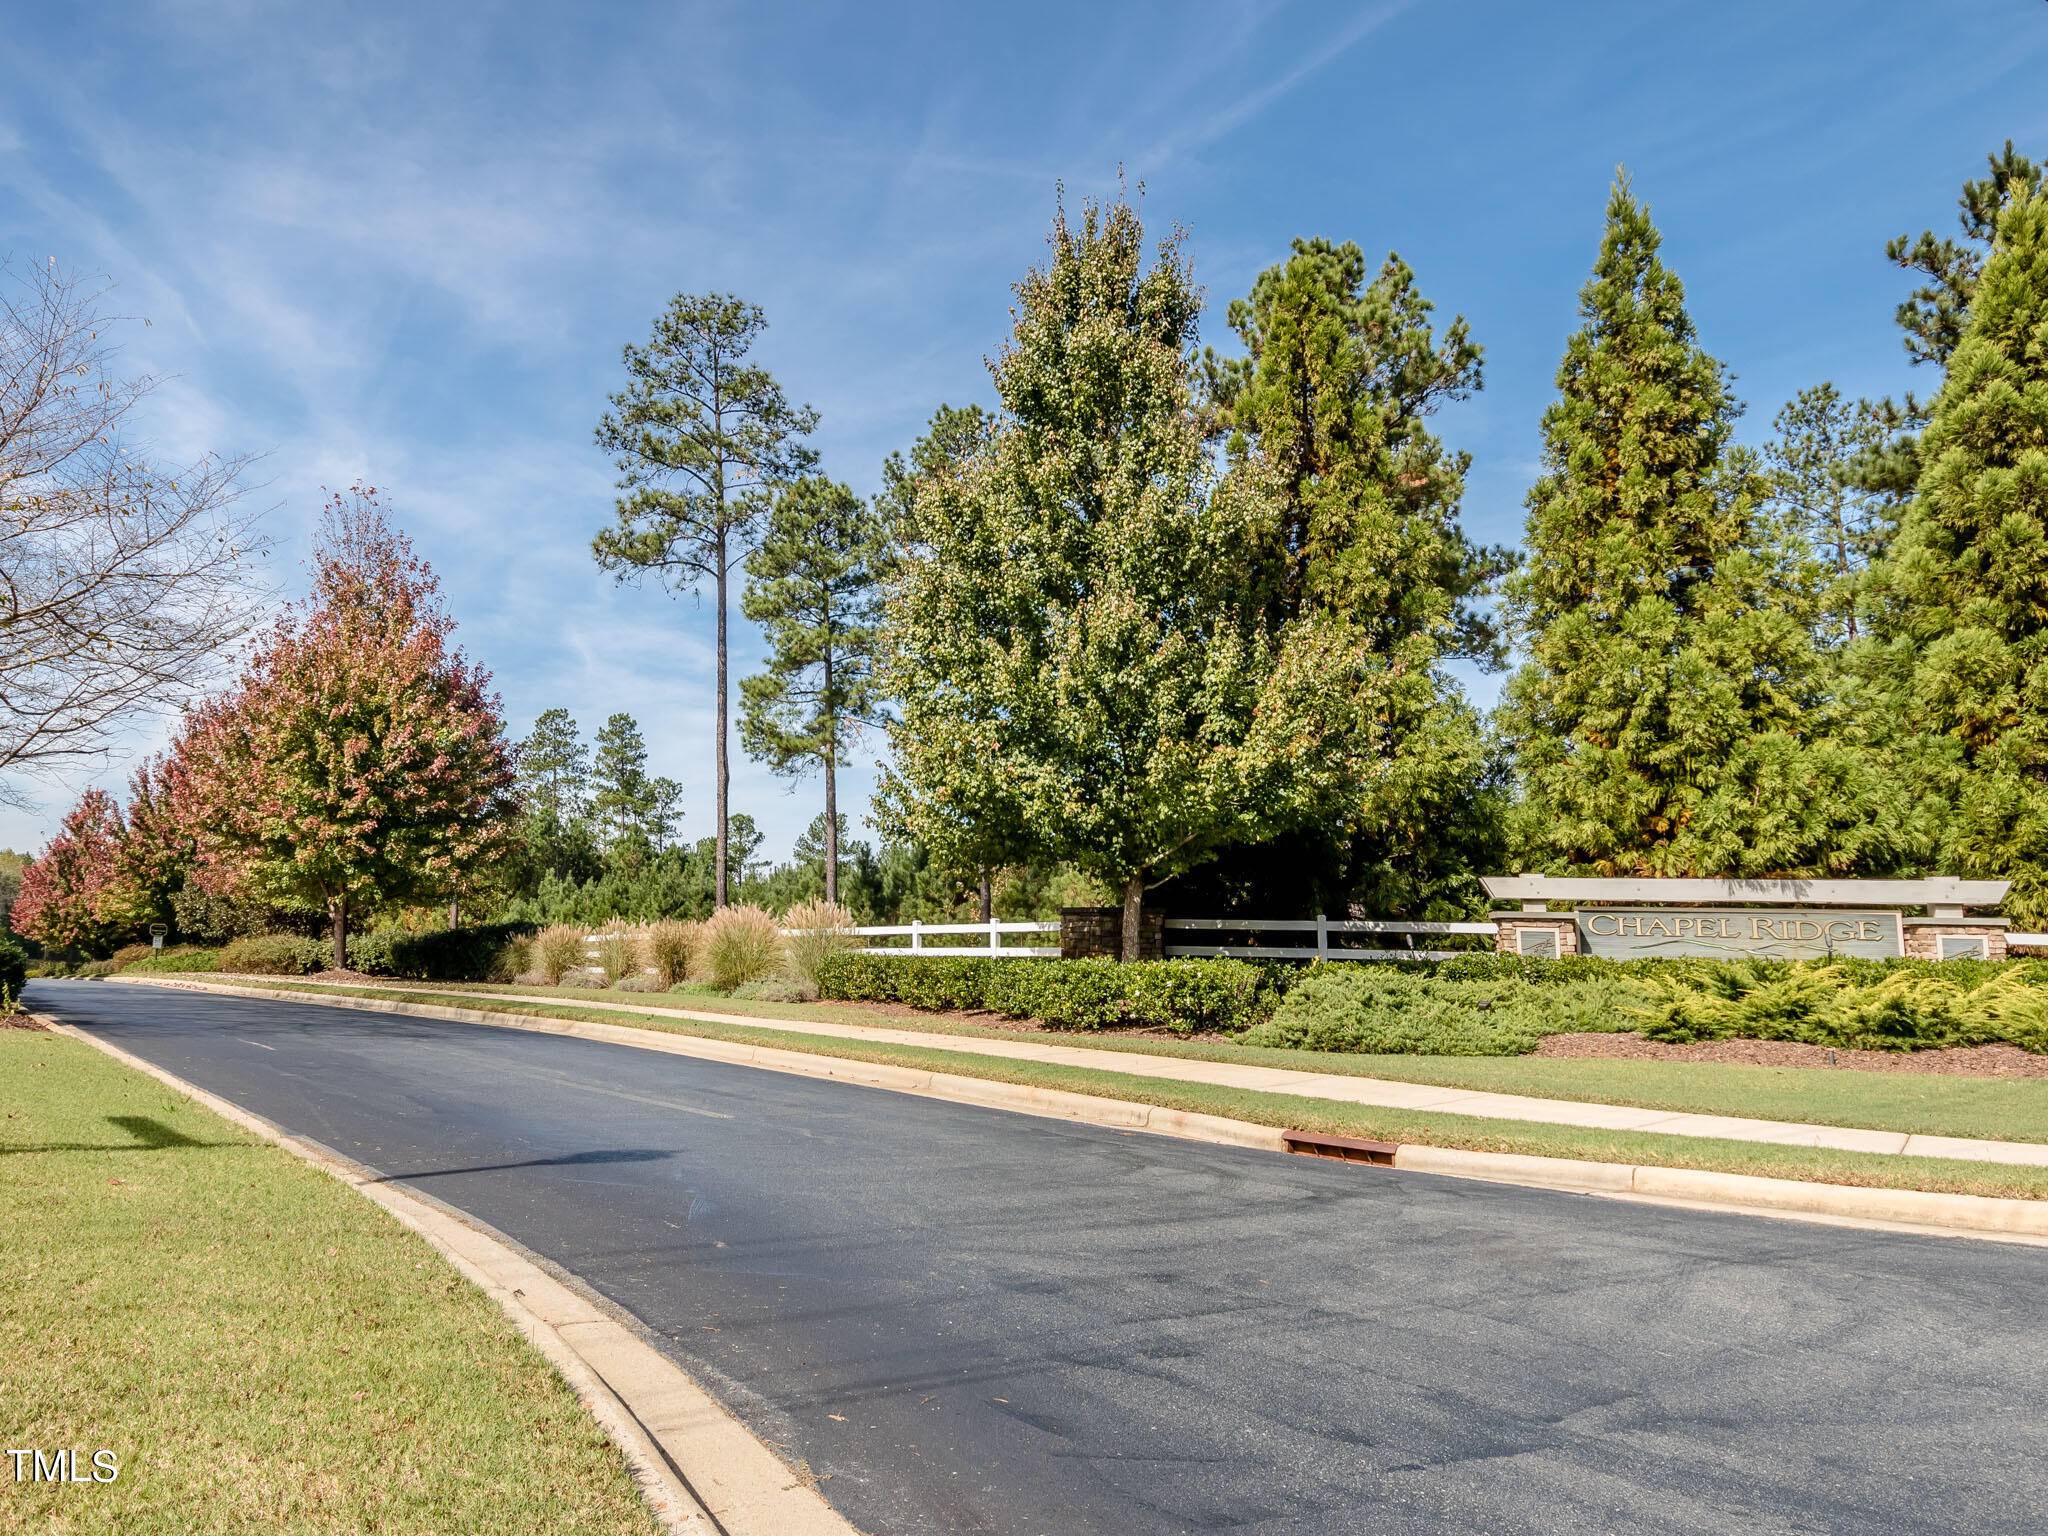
[
  {"left": 1874, "top": 189, "right": 2048, "bottom": 922},
  {"left": 741, "top": 476, "right": 884, "bottom": 904},
  {"left": 1500, "top": 175, "right": 1897, "bottom": 879},
  {"left": 594, "top": 294, "right": 817, "bottom": 907},
  {"left": 882, "top": 190, "right": 1386, "bottom": 958}
]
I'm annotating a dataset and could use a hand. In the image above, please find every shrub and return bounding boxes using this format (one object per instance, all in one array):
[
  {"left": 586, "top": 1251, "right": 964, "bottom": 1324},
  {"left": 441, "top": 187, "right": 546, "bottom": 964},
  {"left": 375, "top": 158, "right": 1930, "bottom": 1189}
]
[
  {"left": 703, "top": 905, "right": 782, "bottom": 993},
  {"left": 1118, "top": 959, "right": 1275, "bottom": 1034},
  {"left": 646, "top": 920, "right": 699, "bottom": 988},
  {"left": 219, "top": 933, "right": 329, "bottom": 976},
  {"left": 1635, "top": 961, "right": 2048, "bottom": 1053},
  {"left": 121, "top": 945, "right": 222, "bottom": 975},
  {"left": 533, "top": 924, "right": 587, "bottom": 985},
  {"left": 0, "top": 936, "right": 30, "bottom": 998},
  {"left": 593, "top": 929, "right": 645, "bottom": 985},
  {"left": 1, "top": 939, "right": 32, "bottom": 996},
  {"left": 109, "top": 943, "right": 155, "bottom": 971},
  {"left": 781, "top": 900, "right": 858, "bottom": 999},
  {"left": 351, "top": 922, "right": 537, "bottom": 982},
  {"left": 813, "top": 953, "right": 1284, "bottom": 1033}
]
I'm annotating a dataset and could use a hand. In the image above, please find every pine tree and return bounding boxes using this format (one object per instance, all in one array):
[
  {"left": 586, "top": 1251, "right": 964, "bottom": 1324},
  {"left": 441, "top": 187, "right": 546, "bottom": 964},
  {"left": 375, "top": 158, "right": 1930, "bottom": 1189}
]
[
  {"left": 740, "top": 476, "right": 884, "bottom": 905},
  {"left": 589, "top": 712, "right": 657, "bottom": 853},
  {"left": 1880, "top": 189, "right": 2048, "bottom": 921},
  {"left": 1181, "top": 236, "right": 1509, "bottom": 916},
  {"left": 594, "top": 295, "right": 817, "bottom": 907},
  {"left": 1763, "top": 383, "right": 1890, "bottom": 645},
  {"left": 1887, "top": 141, "right": 2043, "bottom": 369},
  {"left": 517, "top": 709, "right": 590, "bottom": 827},
  {"left": 1501, "top": 174, "right": 1895, "bottom": 878}
]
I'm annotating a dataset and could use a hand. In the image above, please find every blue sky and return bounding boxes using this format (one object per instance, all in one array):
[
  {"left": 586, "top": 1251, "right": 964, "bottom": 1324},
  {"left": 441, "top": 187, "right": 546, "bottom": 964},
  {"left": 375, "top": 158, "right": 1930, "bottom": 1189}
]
[{"left": 4, "top": 1, "right": 2046, "bottom": 860}]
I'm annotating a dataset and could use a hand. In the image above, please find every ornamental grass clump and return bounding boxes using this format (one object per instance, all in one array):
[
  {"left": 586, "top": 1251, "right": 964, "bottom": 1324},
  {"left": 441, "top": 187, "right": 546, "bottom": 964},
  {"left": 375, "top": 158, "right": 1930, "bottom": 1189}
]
[
  {"left": 593, "top": 929, "right": 644, "bottom": 986},
  {"left": 646, "top": 920, "right": 699, "bottom": 989},
  {"left": 780, "top": 900, "right": 857, "bottom": 999},
  {"left": 533, "top": 924, "right": 586, "bottom": 985},
  {"left": 702, "top": 905, "right": 782, "bottom": 993}
]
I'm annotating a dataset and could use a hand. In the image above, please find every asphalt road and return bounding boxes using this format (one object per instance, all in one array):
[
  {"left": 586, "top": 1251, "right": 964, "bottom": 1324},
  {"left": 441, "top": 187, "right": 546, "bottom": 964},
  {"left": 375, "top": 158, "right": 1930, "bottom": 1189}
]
[{"left": 30, "top": 979, "right": 2048, "bottom": 1535}]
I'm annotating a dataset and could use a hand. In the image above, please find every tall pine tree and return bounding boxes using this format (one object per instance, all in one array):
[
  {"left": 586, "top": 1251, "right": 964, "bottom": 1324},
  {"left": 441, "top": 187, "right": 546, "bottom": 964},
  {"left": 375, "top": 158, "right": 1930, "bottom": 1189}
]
[
  {"left": 740, "top": 475, "right": 884, "bottom": 904},
  {"left": 1173, "top": 237, "right": 1509, "bottom": 917},
  {"left": 1878, "top": 189, "right": 2048, "bottom": 922},
  {"left": 1501, "top": 175, "right": 1895, "bottom": 877}
]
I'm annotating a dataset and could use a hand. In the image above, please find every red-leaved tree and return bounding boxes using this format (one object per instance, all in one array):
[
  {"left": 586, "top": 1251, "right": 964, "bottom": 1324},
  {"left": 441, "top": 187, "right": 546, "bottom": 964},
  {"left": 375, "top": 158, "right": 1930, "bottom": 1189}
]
[
  {"left": 181, "top": 486, "right": 518, "bottom": 969},
  {"left": 10, "top": 788, "right": 127, "bottom": 954},
  {"left": 103, "top": 750, "right": 197, "bottom": 935}
]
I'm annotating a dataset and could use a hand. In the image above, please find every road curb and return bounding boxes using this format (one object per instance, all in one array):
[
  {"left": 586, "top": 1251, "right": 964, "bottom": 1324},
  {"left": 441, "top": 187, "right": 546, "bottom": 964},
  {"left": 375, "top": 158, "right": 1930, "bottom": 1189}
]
[
  {"left": 41, "top": 1011, "right": 861, "bottom": 1536},
  {"left": 99, "top": 976, "right": 2048, "bottom": 1243}
]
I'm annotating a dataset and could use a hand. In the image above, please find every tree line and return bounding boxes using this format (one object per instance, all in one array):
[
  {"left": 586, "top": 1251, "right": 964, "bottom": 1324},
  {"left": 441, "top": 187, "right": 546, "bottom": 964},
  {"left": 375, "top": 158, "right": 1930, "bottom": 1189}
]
[{"left": 10, "top": 143, "right": 2048, "bottom": 963}]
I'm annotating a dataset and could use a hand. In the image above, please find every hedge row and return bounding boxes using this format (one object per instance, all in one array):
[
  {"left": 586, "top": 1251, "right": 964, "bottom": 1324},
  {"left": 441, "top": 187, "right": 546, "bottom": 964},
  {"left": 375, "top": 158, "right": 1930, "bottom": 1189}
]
[
  {"left": 814, "top": 952, "right": 1282, "bottom": 1034},
  {"left": 818, "top": 950, "right": 2048, "bottom": 1055}
]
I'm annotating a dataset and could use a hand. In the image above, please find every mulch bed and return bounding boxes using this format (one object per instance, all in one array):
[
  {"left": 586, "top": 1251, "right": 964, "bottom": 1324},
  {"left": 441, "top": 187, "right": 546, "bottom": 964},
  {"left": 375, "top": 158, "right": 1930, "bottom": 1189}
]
[{"left": 1532, "top": 1032, "right": 2048, "bottom": 1079}]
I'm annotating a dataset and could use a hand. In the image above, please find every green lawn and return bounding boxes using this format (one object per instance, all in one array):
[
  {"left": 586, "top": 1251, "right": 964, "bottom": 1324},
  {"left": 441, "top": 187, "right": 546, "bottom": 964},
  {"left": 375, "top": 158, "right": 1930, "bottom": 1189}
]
[
  {"left": 0, "top": 1030, "right": 665, "bottom": 1536},
  {"left": 268, "top": 976, "right": 2048, "bottom": 1146},
  {"left": 213, "top": 980, "right": 2048, "bottom": 1200}
]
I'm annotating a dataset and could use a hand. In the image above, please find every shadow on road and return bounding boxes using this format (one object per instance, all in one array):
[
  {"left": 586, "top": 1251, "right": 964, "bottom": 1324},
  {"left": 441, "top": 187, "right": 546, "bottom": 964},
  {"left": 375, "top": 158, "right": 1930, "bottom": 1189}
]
[{"left": 369, "top": 1146, "right": 677, "bottom": 1183}]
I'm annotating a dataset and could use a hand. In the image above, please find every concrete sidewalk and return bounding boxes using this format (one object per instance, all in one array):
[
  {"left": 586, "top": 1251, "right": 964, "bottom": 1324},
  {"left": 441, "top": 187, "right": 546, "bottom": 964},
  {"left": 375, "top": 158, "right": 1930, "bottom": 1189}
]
[{"left": 255, "top": 978, "right": 2048, "bottom": 1169}]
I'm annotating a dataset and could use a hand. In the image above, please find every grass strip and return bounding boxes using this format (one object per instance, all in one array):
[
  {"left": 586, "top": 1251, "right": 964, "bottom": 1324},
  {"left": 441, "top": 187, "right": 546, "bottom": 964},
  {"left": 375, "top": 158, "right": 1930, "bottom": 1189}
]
[
  {"left": 0, "top": 1030, "right": 665, "bottom": 1536},
  {"left": 217, "top": 979, "right": 2048, "bottom": 1201},
  {"left": 275, "top": 977, "right": 2048, "bottom": 1147}
]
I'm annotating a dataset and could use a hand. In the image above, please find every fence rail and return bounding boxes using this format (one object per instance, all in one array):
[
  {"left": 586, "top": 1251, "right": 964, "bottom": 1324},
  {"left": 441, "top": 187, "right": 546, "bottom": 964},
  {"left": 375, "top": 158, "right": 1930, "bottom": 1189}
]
[
  {"left": 1162, "top": 916, "right": 1494, "bottom": 962},
  {"left": 846, "top": 920, "right": 1060, "bottom": 958},
  {"left": 581, "top": 915, "right": 1492, "bottom": 963}
]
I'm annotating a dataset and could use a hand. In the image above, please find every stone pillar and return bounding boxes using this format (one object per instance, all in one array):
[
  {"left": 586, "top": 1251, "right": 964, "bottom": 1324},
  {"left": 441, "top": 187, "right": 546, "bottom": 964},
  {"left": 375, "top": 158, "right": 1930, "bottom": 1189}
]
[
  {"left": 1492, "top": 915, "right": 1579, "bottom": 958},
  {"left": 1901, "top": 922, "right": 2008, "bottom": 961},
  {"left": 1059, "top": 907, "right": 1166, "bottom": 961}
]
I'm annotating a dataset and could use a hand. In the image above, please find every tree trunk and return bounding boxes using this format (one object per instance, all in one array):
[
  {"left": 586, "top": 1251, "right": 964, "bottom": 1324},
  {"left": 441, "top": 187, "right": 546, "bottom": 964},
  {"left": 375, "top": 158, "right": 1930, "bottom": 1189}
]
[
  {"left": 447, "top": 898, "right": 460, "bottom": 929},
  {"left": 1120, "top": 874, "right": 1144, "bottom": 964},
  {"left": 822, "top": 651, "right": 838, "bottom": 907},
  {"left": 714, "top": 534, "right": 730, "bottom": 909},
  {"left": 823, "top": 749, "right": 839, "bottom": 907},
  {"left": 978, "top": 870, "right": 993, "bottom": 924},
  {"left": 331, "top": 893, "right": 349, "bottom": 973}
]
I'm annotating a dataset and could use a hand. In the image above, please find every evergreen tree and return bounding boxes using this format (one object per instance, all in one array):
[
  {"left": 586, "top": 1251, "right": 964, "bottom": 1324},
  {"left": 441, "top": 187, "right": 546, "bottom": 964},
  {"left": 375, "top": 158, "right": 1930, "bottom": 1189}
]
[
  {"left": 517, "top": 709, "right": 590, "bottom": 826},
  {"left": 740, "top": 476, "right": 884, "bottom": 904},
  {"left": 589, "top": 712, "right": 658, "bottom": 852},
  {"left": 1763, "top": 383, "right": 1890, "bottom": 645},
  {"left": 882, "top": 190, "right": 1383, "bottom": 958},
  {"left": 1887, "top": 141, "right": 2043, "bottom": 369},
  {"left": 1878, "top": 189, "right": 2048, "bottom": 922},
  {"left": 1501, "top": 175, "right": 1895, "bottom": 878},
  {"left": 1846, "top": 145, "right": 2046, "bottom": 513},
  {"left": 594, "top": 294, "right": 817, "bottom": 907},
  {"left": 1179, "top": 236, "right": 1509, "bottom": 916}
]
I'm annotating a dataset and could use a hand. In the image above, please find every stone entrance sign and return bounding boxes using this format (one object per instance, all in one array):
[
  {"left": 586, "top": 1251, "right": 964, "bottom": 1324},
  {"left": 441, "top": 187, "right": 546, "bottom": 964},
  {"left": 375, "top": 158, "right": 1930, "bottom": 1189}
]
[
  {"left": 1577, "top": 907, "right": 1903, "bottom": 961},
  {"left": 1480, "top": 877, "right": 2013, "bottom": 962}
]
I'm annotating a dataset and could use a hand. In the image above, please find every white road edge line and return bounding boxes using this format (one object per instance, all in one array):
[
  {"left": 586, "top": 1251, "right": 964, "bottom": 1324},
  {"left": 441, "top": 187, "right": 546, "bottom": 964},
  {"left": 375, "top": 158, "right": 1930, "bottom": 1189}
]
[
  {"left": 38, "top": 1014, "right": 861, "bottom": 1536},
  {"left": 94, "top": 976, "right": 2048, "bottom": 1247}
]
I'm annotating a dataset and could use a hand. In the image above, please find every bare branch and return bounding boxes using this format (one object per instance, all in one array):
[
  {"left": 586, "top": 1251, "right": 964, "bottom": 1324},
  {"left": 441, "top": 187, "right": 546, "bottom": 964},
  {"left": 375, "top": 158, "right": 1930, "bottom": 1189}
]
[{"left": 0, "top": 259, "right": 271, "bottom": 797}]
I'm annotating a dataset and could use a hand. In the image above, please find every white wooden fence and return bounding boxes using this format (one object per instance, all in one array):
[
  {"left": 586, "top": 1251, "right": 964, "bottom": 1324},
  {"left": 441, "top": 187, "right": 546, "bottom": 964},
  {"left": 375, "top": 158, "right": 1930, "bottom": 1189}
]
[
  {"left": 847, "top": 921, "right": 1060, "bottom": 958},
  {"left": 837, "top": 916, "right": 1493, "bottom": 962}
]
